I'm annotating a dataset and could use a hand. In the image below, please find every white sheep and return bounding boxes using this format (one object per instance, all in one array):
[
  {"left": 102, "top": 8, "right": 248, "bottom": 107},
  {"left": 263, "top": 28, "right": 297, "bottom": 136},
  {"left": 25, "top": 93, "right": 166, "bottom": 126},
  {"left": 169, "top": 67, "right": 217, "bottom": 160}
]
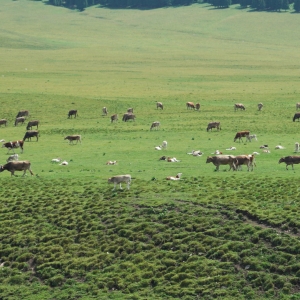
[
  {"left": 59, "top": 161, "right": 68, "bottom": 165},
  {"left": 226, "top": 146, "right": 236, "bottom": 151},
  {"left": 166, "top": 173, "right": 182, "bottom": 180},
  {"left": 155, "top": 146, "right": 162, "bottom": 150},
  {"left": 295, "top": 142, "right": 300, "bottom": 153},
  {"left": 7, "top": 154, "right": 19, "bottom": 163},
  {"left": 275, "top": 145, "right": 285, "bottom": 150},
  {"left": 161, "top": 141, "right": 167, "bottom": 149}
]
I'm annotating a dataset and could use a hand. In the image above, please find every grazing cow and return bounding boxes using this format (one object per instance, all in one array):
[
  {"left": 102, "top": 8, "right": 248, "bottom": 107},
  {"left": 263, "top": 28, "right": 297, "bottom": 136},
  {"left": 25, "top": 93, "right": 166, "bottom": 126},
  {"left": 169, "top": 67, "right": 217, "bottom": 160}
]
[
  {"left": 206, "top": 155, "right": 236, "bottom": 171},
  {"left": 122, "top": 113, "right": 136, "bottom": 122},
  {"left": 108, "top": 174, "right": 131, "bottom": 191},
  {"left": 258, "top": 103, "right": 263, "bottom": 111},
  {"left": 230, "top": 155, "right": 251, "bottom": 171},
  {"left": 26, "top": 120, "right": 39, "bottom": 130},
  {"left": 195, "top": 103, "right": 200, "bottom": 111},
  {"left": 293, "top": 113, "right": 300, "bottom": 122},
  {"left": 161, "top": 141, "right": 167, "bottom": 149},
  {"left": 0, "top": 160, "right": 33, "bottom": 177},
  {"left": 234, "top": 103, "right": 246, "bottom": 111},
  {"left": 150, "top": 121, "right": 160, "bottom": 131},
  {"left": 296, "top": 103, "right": 300, "bottom": 110},
  {"left": 156, "top": 102, "right": 163, "bottom": 110},
  {"left": 2, "top": 140, "right": 24, "bottom": 153},
  {"left": 127, "top": 108, "right": 134, "bottom": 113},
  {"left": 0, "top": 119, "right": 7, "bottom": 127},
  {"left": 234, "top": 131, "right": 250, "bottom": 142},
  {"left": 7, "top": 154, "right": 19, "bottom": 163},
  {"left": 246, "top": 134, "right": 258, "bottom": 142},
  {"left": 295, "top": 142, "right": 300, "bottom": 153},
  {"left": 68, "top": 110, "right": 78, "bottom": 118},
  {"left": 16, "top": 110, "right": 29, "bottom": 118},
  {"left": 207, "top": 122, "right": 221, "bottom": 132},
  {"left": 275, "top": 145, "right": 285, "bottom": 150},
  {"left": 64, "top": 135, "right": 81, "bottom": 144},
  {"left": 166, "top": 173, "right": 182, "bottom": 181},
  {"left": 102, "top": 107, "right": 108, "bottom": 116},
  {"left": 110, "top": 114, "right": 118, "bottom": 123},
  {"left": 279, "top": 156, "right": 300, "bottom": 170},
  {"left": 23, "top": 130, "right": 39, "bottom": 142},
  {"left": 15, "top": 117, "right": 25, "bottom": 126},
  {"left": 186, "top": 102, "right": 195, "bottom": 110}
]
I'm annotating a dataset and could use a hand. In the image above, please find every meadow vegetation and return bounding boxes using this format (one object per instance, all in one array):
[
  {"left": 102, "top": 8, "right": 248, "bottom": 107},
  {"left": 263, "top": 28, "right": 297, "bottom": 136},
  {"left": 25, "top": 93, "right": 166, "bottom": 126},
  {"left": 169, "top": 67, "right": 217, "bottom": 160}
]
[{"left": 1, "top": 1, "right": 300, "bottom": 299}]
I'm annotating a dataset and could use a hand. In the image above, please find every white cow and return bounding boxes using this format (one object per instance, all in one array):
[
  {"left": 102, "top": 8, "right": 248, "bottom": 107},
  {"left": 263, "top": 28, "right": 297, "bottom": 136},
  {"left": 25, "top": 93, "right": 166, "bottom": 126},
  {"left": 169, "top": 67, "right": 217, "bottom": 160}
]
[
  {"left": 246, "top": 134, "right": 258, "bottom": 142},
  {"left": 7, "top": 154, "right": 19, "bottom": 163},
  {"left": 166, "top": 173, "right": 182, "bottom": 180},
  {"left": 161, "top": 141, "right": 167, "bottom": 149},
  {"left": 108, "top": 174, "right": 131, "bottom": 191}
]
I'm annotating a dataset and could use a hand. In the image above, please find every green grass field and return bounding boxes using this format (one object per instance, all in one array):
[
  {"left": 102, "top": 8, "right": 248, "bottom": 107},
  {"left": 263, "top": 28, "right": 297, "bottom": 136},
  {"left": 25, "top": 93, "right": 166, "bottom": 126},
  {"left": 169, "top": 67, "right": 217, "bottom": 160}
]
[{"left": 1, "top": 1, "right": 300, "bottom": 299}]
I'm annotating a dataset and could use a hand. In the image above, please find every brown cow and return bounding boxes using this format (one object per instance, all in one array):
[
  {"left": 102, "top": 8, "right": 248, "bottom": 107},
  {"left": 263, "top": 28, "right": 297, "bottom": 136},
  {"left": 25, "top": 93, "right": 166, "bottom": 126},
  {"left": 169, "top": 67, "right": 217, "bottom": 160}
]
[
  {"left": 68, "top": 110, "right": 78, "bottom": 118},
  {"left": 195, "top": 103, "right": 200, "bottom": 111},
  {"left": 23, "top": 131, "right": 39, "bottom": 142},
  {"left": 2, "top": 140, "right": 24, "bottom": 153},
  {"left": 234, "top": 131, "right": 250, "bottom": 143},
  {"left": 229, "top": 155, "right": 251, "bottom": 171},
  {"left": 0, "top": 119, "right": 7, "bottom": 127},
  {"left": 122, "top": 113, "right": 136, "bottom": 122},
  {"left": 0, "top": 161, "right": 33, "bottom": 177},
  {"left": 26, "top": 120, "right": 39, "bottom": 130},
  {"left": 156, "top": 102, "right": 163, "bottom": 110},
  {"left": 186, "top": 102, "right": 195, "bottom": 110},
  {"left": 279, "top": 156, "right": 300, "bottom": 170},
  {"left": 207, "top": 122, "right": 221, "bottom": 132},
  {"left": 15, "top": 117, "right": 25, "bottom": 126},
  {"left": 64, "top": 135, "right": 81, "bottom": 144},
  {"left": 110, "top": 114, "right": 118, "bottom": 123},
  {"left": 234, "top": 103, "right": 246, "bottom": 111},
  {"left": 293, "top": 113, "right": 300, "bottom": 122},
  {"left": 16, "top": 110, "right": 29, "bottom": 118},
  {"left": 206, "top": 155, "right": 236, "bottom": 171}
]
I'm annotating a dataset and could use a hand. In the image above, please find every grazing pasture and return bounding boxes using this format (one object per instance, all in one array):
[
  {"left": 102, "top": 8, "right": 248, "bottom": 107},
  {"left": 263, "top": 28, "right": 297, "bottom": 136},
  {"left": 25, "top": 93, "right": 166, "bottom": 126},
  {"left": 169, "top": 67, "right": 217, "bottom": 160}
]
[{"left": 1, "top": 0, "right": 300, "bottom": 299}]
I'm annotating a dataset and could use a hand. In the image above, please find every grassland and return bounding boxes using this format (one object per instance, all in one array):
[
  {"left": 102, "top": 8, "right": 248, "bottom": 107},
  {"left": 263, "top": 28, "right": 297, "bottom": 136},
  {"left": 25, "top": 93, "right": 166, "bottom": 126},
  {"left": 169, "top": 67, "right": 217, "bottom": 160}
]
[{"left": 1, "top": 0, "right": 300, "bottom": 299}]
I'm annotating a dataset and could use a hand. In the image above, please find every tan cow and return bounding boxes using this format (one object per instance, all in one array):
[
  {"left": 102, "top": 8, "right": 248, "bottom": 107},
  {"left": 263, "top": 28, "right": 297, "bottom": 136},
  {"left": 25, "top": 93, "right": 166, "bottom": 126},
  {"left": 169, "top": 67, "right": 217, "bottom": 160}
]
[
  {"left": 108, "top": 174, "right": 131, "bottom": 190},
  {"left": 229, "top": 155, "right": 251, "bottom": 171},
  {"left": 150, "top": 121, "right": 160, "bottom": 131},
  {"left": 207, "top": 122, "right": 221, "bottom": 132},
  {"left": 64, "top": 135, "right": 81, "bottom": 144},
  {"left": 279, "top": 156, "right": 300, "bottom": 170},
  {"left": 186, "top": 102, "right": 195, "bottom": 110},
  {"left": 234, "top": 131, "right": 250, "bottom": 143},
  {"left": 234, "top": 103, "right": 246, "bottom": 111},
  {"left": 0, "top": 119, "right": 7, "bottom": 127},
  {"left": 110, "top": 114, "right": 118, "bottom": 123},
  {"left": 206, "top": 155, "right": 236, "bottom": 171},
  {"left": 156, "top": 102, "right": 163, "bottom": 110},
  {"left": 0, "top": 160, "right": 33, "bottom": 177}
]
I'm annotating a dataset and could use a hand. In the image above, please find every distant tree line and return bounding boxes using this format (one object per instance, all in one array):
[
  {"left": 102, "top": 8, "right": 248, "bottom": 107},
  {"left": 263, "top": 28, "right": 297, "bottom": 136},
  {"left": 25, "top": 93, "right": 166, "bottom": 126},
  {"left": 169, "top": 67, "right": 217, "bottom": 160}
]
[{"left": 47, "top": 0, "right": 300, "bottom": 11}]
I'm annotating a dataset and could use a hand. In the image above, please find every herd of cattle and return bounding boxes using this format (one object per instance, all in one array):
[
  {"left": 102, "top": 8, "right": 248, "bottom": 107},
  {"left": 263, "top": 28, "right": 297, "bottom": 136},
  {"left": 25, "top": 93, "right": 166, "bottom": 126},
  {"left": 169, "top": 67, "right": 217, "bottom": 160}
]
[{"left": 1, "top": 103, "right": 300, "bottom": 183}]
